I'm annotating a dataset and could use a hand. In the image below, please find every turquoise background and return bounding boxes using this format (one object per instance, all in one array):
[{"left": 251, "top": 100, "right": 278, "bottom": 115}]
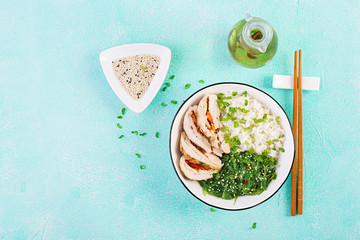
[{"left": 1, "top": 0, "right": 359, "bottom": 239}]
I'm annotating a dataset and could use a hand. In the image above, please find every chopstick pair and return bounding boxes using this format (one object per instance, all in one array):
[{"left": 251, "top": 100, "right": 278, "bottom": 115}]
[{"left": 291, "top": 50, "right": 303, "bottom": 216}]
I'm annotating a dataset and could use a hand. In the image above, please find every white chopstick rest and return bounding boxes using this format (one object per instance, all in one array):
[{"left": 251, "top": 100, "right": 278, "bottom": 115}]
[{"left": 273, "top": 74, "right": 320, "bottom": 91}]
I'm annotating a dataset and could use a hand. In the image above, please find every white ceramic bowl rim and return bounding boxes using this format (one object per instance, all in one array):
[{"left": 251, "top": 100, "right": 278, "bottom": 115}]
[{"left": 169, "top": 82, "right": 295, "bottom": 211}]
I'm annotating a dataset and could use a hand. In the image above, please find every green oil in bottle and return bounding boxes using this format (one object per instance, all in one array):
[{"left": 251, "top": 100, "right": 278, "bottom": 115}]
[{"left": 228, "top": 14, "right": 278, "bottom": 68}]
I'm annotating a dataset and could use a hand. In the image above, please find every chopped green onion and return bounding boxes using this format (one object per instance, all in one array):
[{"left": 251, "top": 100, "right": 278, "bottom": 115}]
[
  {"left": 245, "top": 99, "right": 248, "bottom": 106},
  {"left": 139, "top": 133, "right": 147, "bottom": 136},
  {"left": 221, "top": 126, "right": 229, "bottom": 132},
  {"left": 266, "top": 140, "right": 272, "bottom": 145},
  {"left": 268, "top": 118, "right": 274, "bottom": 122},
  {"left": 185, "top": 83, "right": 191, "bottom": 89},
  {"left": 162, "top": 87, "right": 167, "bottom": 91},
  {"left": 272, "top": 148, "right": 276, "bottom": 151},
  {"left": 217, "top": 93, "right": 224, "bottom": 99},
  {"left": 169, "top": 75, "right": 175, "bottom": 79},
  {"left": 199, "top": 80, "right": 204, "bottom": 83},
  {"left": 140, "top": 165, "right": 146, "bottom": 170},
  {"left": 131, "top": 131, "right": 138, "bottom": 135},
  {"left": 161, "top": 102, "right": 167, "bottom": 107},
  {"left": 273, "top": 139, "right": 279, "bottom": 142},
  {"left": 140, "top": 65, "right": 148, "bottom": 70},
  {"left": 238, "top": 108, "right": 249, "bottom": 113},
  {"left": 279, "top": 134, "right": 285, "bottom": 138},
  {"left": 263, "top": 114, "right": 267, "bottom": 119},
  {"left": 250, "top": 134, "right": 254, "bottom": 139},
  {"left": 117, "top": 123, "right": 122, "bottom": 129},
  {"left": 275, "top": 116, "right": 280, "bottom": 123},
  {"left": 232, "top": 92, "right": 238, "bottom": 96},
  {"left": 210, "top": 208, "right": 216, "bottom": 212},
  {"left": 165, "top": 82, "right": 170, "bottom": 87},
  {"left": 119, "top": 135, "right": 124, "bottom": 139},
  {"left": 121, "top": 108, "right": 126, "bottom": 115},
  {"left": 252, "top": 223, "right": 257, "bottom": 229},
  {"left": 231, "top": 117, "right": 237, "bottom": 121},
  {"left": 240, "top": 91, "right": 248, "bottom": 97},
  {"left": 117, "top": 116, "right": 123, "bottom": 119},
  {"left": 279, "top": 148, "right": 285, "bottom": 152},
  {"left": 135, "top": 153, "right": 141, "bottom": 158},
  {"left": 234, "top": 121, "right": 239, "bottom": 128},
  {"left": 244, "top": 125, "right": 254, "bottom": 131},
  {"left": 171, "top": 100, "right": 177, "bottom": 104},
  {"left": 239, "top": 118, "right": 246, "bottom": 124},
  {"left": 229, "top": 107, "right": 237, "bottom": 113},
  {"left": 245, "top": 141, "right": 250, "bottom": 145},
  {"left": 155, "top": 132, "right": 159, "bottom": 138}
]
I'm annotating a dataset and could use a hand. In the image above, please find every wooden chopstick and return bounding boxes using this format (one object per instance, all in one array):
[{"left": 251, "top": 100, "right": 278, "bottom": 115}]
[
  {"left": 297, "top": 50, "right": 303, "bottom": 215},
  {"left": 290, "top": 51, "right": 298, "bottom": 216}
]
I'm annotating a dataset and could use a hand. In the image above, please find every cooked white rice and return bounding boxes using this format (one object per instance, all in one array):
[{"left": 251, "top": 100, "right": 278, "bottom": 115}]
[{"left": 220, "top": 92, "right": 285, "bottom": 159}]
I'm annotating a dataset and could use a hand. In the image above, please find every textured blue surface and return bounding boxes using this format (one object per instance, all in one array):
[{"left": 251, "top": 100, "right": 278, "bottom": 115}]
[{"left": 1, "top": 1, "right": 360, "bottom": 239}]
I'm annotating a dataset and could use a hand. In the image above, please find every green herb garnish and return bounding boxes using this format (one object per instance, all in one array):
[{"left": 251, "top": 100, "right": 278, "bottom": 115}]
[
  {"left": 239, "top": 118, "right": 246, "bottom": 124},
  {"left": 244, "top": 124, "right": 255, "bottom": 131},
  {"left": 232, "top": 92, "right": 238, "bottom": 96},
  {"left": 165, "top": 82, "right": 170, "bottom": 87},
  {"left": 171, "top": 100, "right": 177, "bottom": 104},
  {"left": 135, "top": 153, "right": 141, "bottom": 158},
  {"left": 266, "top": 140, "right": 272, "bottom": 145},
  {"left": 139, "top": 133, "right": 147, "bottom": 136},
  {"left": 210, "top": 208, "right": 216, "bottom": 212},
  {"left": 221, "top": 126, "right": 229, "bottom": 132},
  {"left": 117, "top": 123, "right": 122, "bottom": 129},
  {"left": 140, "top": 165, "right": 146, "bottom": 170},
  {"left": 234, "top": 121, "right": 239, "bottom": 128},
  {"left": 252, "top": 223, "right": 257, "bottom": 229},
  {"left": 275, "top": 116, "right": 280, "bottom": 123},
  {"left": 121, "top": 108, "right": 126, "bottom": 115},
  {"left": 279, "top": 148, "right": 285, "bottom": 152},
  {"left": 131, "top": 131, "right": 138, "bottom": 135},
  {"left": 245, "top": 99, "right": 248, "bottom": 106},
  {"left": 140, "top": 65, "right": 148, "bottom": 70},
  {"left": 268, "top": 118, "right": 274, "bottom": 122},
  {"left": 185, "top": 83, "right": 191, "bottom": 89},
  {"left": 240, "top": 91, "right": 248, "bottom": 97},
  {"left": 273, "top": 139, "right": 279, "bottom": 142},
  {"left": 263, "top": 114, "right": 267, "bottom": 119},
  {"left": 117, "top": 116, "right": 123, "bottom": 119},
  {"left": 169, "top": 75, "right": 175, "bottom": 79},
  {"left": 245, "top": 141, "right": 250, "bottom": 145},
  {"left": 119, "top": 135, "right": 124, "bottom": 139},
  {"left": 279, "top": 134, "right": 285, "bottom": 138},
  {"left": 161, "top": 103, "right": 167, "bottom": 107},
  {"left": 199, "top": 80, "right": 204, "bottom": 83},
  {"left": 155, "top": 132, "right": 159, "bottom": 138}
]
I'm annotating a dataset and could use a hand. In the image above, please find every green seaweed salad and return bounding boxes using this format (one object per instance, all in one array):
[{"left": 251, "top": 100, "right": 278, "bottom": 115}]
[{"left": 200, "top": 151, "right": 277, "bottom": 200}]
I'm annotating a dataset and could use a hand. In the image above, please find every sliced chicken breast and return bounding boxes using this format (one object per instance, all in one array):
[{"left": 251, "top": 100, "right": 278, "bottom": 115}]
[
  {"left": 180, "top": 132, "right": 223, "bottom": 170},
  {"left": 179, "top": 156, "right": 217, "bottom": 181},
  {"left": 183, "top": 105, "right": 212, "bottom": 154},
  {"left": 196, "top": 94, "right": 230, "bottom": 154}
]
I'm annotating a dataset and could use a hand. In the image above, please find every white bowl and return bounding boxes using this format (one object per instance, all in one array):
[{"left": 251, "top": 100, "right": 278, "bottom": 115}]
[
  {"left": 99, "top": 43, "right": 171, "bottom": 113},
  {"left": 169, "top": 83, "right": 295, "bottom": 210}
]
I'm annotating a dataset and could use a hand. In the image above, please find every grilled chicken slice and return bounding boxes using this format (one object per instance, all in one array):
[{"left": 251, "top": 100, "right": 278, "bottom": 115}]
[
  {"left": 196, "top": 94, "right": 230, "bottom": 154},
  {"left": 183, "top": 105, "right": 212, "bottom": 154},
  {"left": 180, "top": 132, "right": 223, "bottom": 170},
  {"left": 179, "top": 156, "right": 217, "bottom": 180}
]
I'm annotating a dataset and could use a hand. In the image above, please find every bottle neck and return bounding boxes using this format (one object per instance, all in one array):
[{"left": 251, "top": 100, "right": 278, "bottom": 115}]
[{"left": 241, "top": 17, "right": 273, "bottom": 53}]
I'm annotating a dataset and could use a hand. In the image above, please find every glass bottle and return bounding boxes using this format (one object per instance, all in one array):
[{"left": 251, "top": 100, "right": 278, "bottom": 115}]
[{"left": 227, "top": 14, "right": 278, "bottom": 68}]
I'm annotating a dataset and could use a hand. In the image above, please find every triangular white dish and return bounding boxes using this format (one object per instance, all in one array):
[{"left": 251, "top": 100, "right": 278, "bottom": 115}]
[{"left": 99, "top": 44, "right": 171, "bottom": 113}]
